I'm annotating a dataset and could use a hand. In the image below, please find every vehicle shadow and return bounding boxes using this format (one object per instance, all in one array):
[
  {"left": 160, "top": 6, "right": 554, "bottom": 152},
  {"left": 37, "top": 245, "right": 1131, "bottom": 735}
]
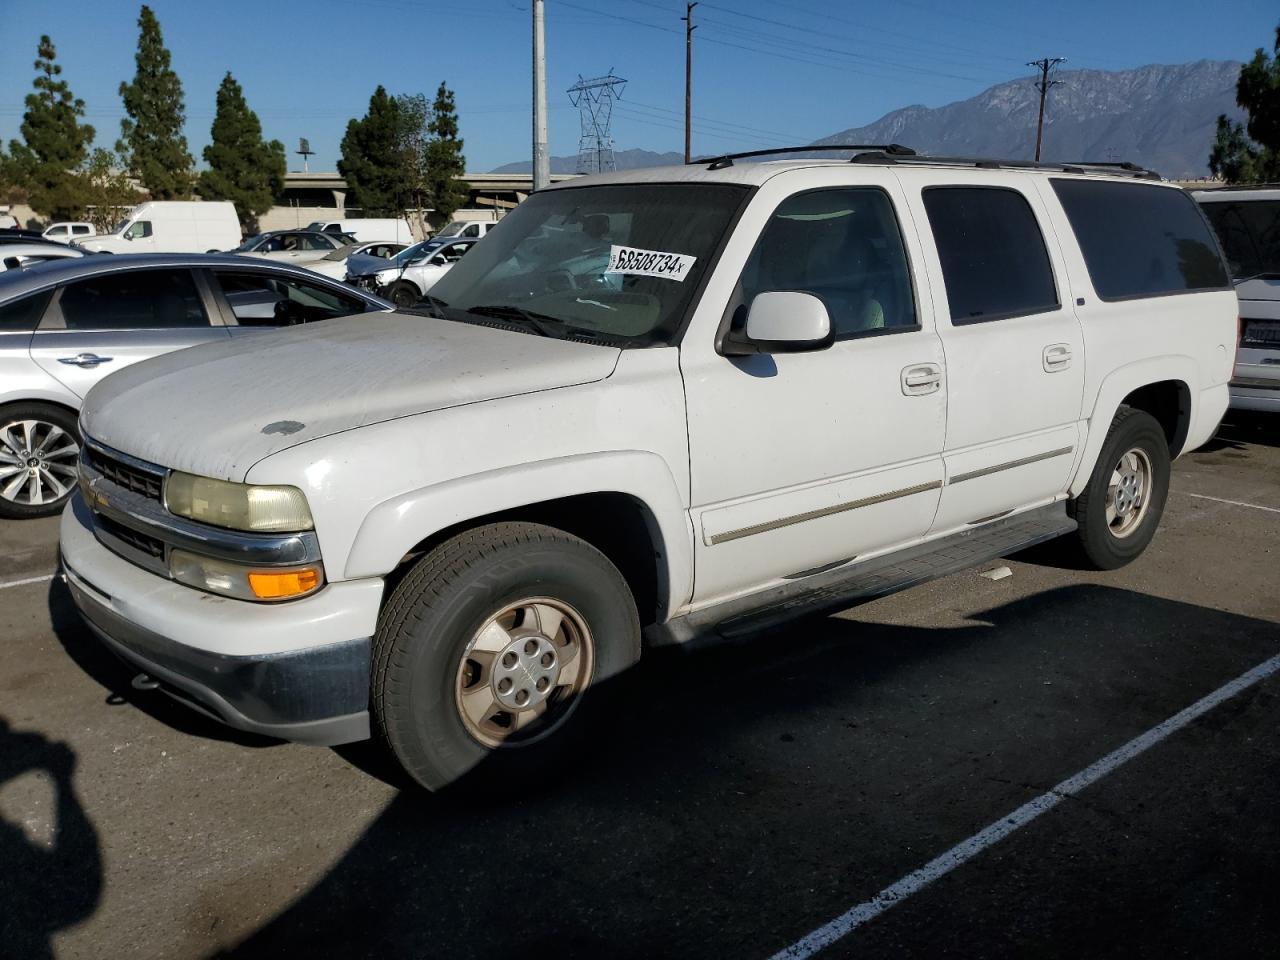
[
  {"left": 0, "top": 718, "right": 103, "bottom": 960},
  {"left": 1208, "top": 412, "right": 1280, "bottom": 451},
  {"left": 216, "top": 584, "right": 1280, "bottom": 960},
  {"left": 46, "top": 578, "right": 282, "bottom": 749}
]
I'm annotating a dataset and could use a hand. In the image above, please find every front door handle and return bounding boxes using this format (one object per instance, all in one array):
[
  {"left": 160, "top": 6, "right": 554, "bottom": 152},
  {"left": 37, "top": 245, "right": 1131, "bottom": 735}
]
[
  {"left": 57, "top": 353, "right": 114, "bottom": 368},
  {"left": 901, "top": 362, "right": 943, "bottom": 396},
  {"left": 1043, "top": 343, "right": 1072, "bottom": 372}
]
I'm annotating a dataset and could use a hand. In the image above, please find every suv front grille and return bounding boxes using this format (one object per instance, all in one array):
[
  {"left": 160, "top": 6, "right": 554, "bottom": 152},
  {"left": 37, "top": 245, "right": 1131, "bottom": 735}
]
[
  {"left": 96, "top": 513, "right": 165, "bottom": 559},
  {"left": 85, "top": 446, "right": 164, "bottom": 501}
]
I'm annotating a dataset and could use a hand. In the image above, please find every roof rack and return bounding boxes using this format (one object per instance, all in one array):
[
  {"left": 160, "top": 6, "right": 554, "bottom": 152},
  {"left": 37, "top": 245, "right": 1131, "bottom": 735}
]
[
  {"left": 849, "top": 151, "right": 1162, "bottom": 179},
  {"left": 695, "top": 144, "right": 1161, "bottom": 180},
  {"left": 697, "top": 143, "right": 916, "bottom": 171}
]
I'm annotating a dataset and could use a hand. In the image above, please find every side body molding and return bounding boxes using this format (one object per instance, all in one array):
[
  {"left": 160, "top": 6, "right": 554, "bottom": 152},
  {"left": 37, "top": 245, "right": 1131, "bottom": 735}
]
[
  {"left": 342, "top": 450, "right": 694, "bottom": 620},
  {"left": 1069, "top": 354, "right": 1197, "bottom": 497}
]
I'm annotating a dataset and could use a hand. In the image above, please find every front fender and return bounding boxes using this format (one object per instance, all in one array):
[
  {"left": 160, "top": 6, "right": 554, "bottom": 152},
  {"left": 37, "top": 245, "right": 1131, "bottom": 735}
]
[
  {"left": 1069, "top": 354, "right": 1197, "bottom": 497},
  {"left": 342, "top": 450, "right": 693, "bottom": 620}
]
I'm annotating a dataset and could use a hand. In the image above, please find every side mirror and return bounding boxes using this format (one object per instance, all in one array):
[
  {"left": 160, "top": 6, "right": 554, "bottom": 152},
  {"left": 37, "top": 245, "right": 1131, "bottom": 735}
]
[{"left": 725, "top": 291, "right": 834, "bottom": 355}]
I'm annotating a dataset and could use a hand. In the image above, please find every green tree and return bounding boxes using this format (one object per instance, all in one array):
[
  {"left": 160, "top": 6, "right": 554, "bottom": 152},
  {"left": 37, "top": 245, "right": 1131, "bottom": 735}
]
[
  {"left": 425, "top": 82, "right": 469, "bottom": 223},
  {"left": 118, "top": 4, "right": 193, "bottom": 199},
  {"left": 1209, "top": 23, "right": 1280, "bottom": 183},
  {"left": 339, "top": 86, "right": 408, "bottom": 217},
  {"left": 80, "top": 149, "right": 144, "bottom": 232},
  {"left": 6, "top": 35, "right": 95, "bottom": 219},
  {"left": 395, "top": 93, "right": 431, "bottom": 237},
  {"left": 198, "top": 73, "right": 286, "bottom": 232}
]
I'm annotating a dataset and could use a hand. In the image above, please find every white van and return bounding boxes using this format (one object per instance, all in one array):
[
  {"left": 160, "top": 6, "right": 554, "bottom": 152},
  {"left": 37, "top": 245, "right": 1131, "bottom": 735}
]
[
  {"left": 79, "top": 201, "right": 241, "bottom": 254},
  {"left": 42, "top": 221, "right": 97, "bottom": 244},
  {"left": 307, "top": 218, "right": 414, "bottom": 243}
]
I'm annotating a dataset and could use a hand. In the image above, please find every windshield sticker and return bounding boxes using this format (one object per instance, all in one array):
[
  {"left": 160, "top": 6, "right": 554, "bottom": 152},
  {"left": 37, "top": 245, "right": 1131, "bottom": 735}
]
[{"left": 605, "top": 245, "right": 697, "bottom": 282}]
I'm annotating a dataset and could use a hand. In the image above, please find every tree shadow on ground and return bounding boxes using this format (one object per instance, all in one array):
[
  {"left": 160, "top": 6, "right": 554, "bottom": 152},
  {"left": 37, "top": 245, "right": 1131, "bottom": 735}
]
[{"left": 214, "top": 585, "right": 1280, "bottom": 960}]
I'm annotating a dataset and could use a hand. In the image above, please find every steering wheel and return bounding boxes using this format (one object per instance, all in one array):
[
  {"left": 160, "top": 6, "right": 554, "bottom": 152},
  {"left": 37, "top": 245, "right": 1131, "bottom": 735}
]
[{"left": 543, "top": 269, "right": 579, "bottom": 293}]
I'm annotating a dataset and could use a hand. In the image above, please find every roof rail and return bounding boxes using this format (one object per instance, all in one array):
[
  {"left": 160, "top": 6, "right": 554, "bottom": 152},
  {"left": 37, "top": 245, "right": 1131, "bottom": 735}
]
[
  {"left": 697, "top": 143, "right": 916, "bottom": 171},
  {"left": 846, "top": 152, "right": 1162, "bottom": 180}
]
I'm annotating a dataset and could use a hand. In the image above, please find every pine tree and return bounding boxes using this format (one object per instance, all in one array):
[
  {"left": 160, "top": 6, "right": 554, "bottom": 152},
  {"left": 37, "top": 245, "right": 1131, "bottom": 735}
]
[
  {"left": 1209, "top": 23, "right": 1280, "bottom": 183},
  {"left": 425, "top": 82, "right": 469, "bottom": 223},
  {"left": 6, "top": 35, "right": 95, "bottom": 219},
  {"left": 118, "top": 4, "right": 193, "bottom": 199},
  {"left": 198, "top": 73, "right": 286, "bottom": 233},
  {"left": 338, "top": 86, "right": 408, "bottom": 217}
]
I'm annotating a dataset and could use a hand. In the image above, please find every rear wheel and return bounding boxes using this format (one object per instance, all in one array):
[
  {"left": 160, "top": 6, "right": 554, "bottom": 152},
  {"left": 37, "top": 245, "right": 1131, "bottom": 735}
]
[
  {"left": 1071, "top": 407, "right": 1170, "bottom": 569},
  {"left": 371, "top": 522, "right": 641, "bottom": 791},
  {"left": 0, "top": 403, "right": 81, "bottom": 520}
]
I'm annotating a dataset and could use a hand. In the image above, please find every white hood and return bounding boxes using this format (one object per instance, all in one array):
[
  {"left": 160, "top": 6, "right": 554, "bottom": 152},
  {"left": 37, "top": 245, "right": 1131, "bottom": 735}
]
[{"left": 81, "top": 312, "right": 621, "bottom": 480}]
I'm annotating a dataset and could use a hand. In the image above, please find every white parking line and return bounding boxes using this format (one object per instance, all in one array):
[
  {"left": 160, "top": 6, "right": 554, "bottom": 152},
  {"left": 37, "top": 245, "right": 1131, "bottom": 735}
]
[
  {"left": 0, "top": 573, "right": 55, "bottom": 591},
  {"left": 770, "top": 652, "right": 1280, "bottom": 960},
  {"left": 1181, "top": 492, "right": 1280, "bottom": 515}
]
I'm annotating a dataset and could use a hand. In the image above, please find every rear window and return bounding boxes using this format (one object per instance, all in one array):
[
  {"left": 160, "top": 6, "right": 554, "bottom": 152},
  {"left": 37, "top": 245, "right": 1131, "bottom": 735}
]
[
  {"left": 1051, "top": 180, "right": 1229, "bottom": 300},
  {"left": 1198, "top": 198, "right": 1280, "bottom": 280},
  {"left": 922, "top": 186, "right": 1059, "bottom": 324},
  {"left": 0, "top": 290, "right": 52, "bottom": 332}
]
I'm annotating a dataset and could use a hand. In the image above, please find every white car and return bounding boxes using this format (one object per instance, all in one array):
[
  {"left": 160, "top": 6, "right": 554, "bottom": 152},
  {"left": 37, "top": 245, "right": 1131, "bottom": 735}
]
[
  {"left": 434, "top": 218, "right": 496, "bottom": 240},
  {"left": 62, "top": 149, "right": 1236, "bottom": 792},
  {"left": 232, "top": 230, "right": 351, "bottom": 265},
  {"left": 306, "top": 241, "right": 409, "bottom": 281},
  {"left": 42, "top": 222, "right": 96, "bottom": 244},
  {"left": 346, "top": 238, "right": 476, "bottom": 307}
]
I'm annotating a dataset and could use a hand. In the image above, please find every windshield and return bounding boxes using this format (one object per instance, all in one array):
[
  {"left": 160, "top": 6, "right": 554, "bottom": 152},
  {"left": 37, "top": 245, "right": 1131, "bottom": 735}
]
[
  {"left": 427, "top": 183, "right": 750, "bottom": 346},
  {"left": 435, "top": 222, "right": 467, "bottom": 238},
  {"left": 391, "top": 240, "right": 434, "bottom": 265},
  {"left": 234, "top": 234, "right": 266, "bottom": 252},
  {"left": 321, "top": 245, "right": 353, "bottom": 261},
  {"left": 1201, "top": 199, "right": 1280, "bottom": 280}
]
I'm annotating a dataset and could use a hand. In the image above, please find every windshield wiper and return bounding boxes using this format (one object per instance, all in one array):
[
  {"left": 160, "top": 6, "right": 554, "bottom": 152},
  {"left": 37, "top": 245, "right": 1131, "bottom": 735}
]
[{"left": 465, "top": 304, "right": 568, "bottom": 338}]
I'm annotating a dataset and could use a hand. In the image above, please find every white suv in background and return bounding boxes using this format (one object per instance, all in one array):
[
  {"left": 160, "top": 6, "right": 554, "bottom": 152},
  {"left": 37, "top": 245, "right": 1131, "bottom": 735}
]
[
  {"left": 62, "top": 149, "right": 1236, "bottom": 791},
  {"left": 42, "top": 222, "right": 97, "bottom": 244},
  {"left": 1194, "top": 187, "right": 1280, "bottom": 413}
]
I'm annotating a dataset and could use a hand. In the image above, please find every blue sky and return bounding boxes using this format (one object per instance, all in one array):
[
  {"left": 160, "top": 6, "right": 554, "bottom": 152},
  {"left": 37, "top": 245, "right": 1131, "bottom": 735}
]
[{"left": 1, "top": 0, "right": 1275, "bottom": 173}]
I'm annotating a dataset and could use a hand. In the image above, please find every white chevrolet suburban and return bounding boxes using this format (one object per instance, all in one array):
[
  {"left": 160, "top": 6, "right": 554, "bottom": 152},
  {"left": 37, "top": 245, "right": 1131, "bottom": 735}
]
[{"left": 61, "top": 147, "right": 1237, "bottom": 791}]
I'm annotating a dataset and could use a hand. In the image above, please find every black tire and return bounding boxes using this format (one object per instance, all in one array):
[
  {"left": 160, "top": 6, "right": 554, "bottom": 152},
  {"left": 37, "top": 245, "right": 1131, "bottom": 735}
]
[
  {"left": 1070, "top": 406, "right": 1170, "bottom": 570},
  {"left": 0, "top": 402, "right": 82, "bottom": 520},
  {"left": 387, "top": 282, "right": 419, "bottom": 308},
  {"left": 371, "top": 522, "right": 641, "bottom": 792}
]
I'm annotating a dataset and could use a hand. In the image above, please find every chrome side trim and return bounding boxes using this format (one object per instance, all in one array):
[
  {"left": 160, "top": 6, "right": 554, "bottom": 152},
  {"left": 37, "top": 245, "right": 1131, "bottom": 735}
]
[
  {"left": 707, "top": 480, "right": 943, "bottom": 546},
  {"left": 948, "top": 445, "right": 1075, "bottom": 485}
]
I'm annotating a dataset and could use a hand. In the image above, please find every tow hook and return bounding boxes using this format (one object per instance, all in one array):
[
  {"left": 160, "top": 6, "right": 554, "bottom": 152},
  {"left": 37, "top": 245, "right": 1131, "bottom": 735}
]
[{"left": 131, "top": 673, "right": 160, "bottom": 692}]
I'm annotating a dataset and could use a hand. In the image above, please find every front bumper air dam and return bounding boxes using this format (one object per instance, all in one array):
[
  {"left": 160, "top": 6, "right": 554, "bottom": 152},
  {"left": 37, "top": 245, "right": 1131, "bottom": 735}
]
[{"left": 60, "top": 496, "right": 375, "bottom": 746}]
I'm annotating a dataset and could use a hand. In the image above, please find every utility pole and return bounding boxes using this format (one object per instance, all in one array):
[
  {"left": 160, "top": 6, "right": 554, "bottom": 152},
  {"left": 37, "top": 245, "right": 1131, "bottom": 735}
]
[
  {"left": 683, "top": 2, "right": 697, "bottom": 164},
  {"left": 532, "top": 0, "right": 549, "bottom": 191},
  {"left": 1027, "top": 56, "right": 1065, "bottom": 162}
]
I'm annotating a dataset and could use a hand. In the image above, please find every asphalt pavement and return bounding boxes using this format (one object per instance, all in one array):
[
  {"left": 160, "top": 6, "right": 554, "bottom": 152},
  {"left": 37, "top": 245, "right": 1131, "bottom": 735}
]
[{"left": 0, "top": 414, "right": 1277, "bottom": 960}]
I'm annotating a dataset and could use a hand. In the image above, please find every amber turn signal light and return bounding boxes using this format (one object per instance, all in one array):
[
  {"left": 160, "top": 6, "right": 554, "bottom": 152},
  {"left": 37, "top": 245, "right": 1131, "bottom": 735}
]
[{"left": 248, "top": 567, "right": 323, "bottom": 600}]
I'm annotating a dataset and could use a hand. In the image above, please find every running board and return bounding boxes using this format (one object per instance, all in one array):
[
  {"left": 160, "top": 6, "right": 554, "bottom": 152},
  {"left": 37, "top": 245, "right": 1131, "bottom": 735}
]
[{"left": 649, "top": 502, "right": 1076, "bottom": 646}]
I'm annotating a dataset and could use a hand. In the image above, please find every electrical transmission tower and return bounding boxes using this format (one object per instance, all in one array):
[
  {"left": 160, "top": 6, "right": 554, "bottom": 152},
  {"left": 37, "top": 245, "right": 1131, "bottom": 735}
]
[
  {"left": 568, "top": 71, "right": 626, "bottom": 174},
  {"left": 1027, "top": 57, "right": 1066, "bottom": 162}
]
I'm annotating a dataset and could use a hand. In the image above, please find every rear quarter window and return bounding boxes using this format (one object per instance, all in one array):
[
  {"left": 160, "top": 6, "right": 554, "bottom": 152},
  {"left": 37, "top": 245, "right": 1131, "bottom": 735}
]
[
  {"left": 0, "top": 290, "right": 52, "bottom": 332},
  {"left": 1051, "top": 179, "right": 1230, "bottom": 300}
]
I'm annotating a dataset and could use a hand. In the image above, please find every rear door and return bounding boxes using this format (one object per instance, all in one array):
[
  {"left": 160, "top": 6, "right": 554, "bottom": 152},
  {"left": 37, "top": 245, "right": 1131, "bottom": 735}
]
[
  {"left": 896, "top": 171, "right": 1085, "bottom": 532},
  {"left": 28, "top": 267, "right": 229, "bottom": 398}
]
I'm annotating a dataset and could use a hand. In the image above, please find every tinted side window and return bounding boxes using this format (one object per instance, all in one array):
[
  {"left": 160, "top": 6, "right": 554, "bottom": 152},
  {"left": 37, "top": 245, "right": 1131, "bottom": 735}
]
[
  {"left": 0, "top": 290, "right": 53, "bottom": 332},
  {"left": 58, "top": 270, "right": 208, "bottom": 330},
  {"left": 215, "top": 271, "right": 371, "bottom": 326},
  {"left": 739, "top": 187, "right": 917, "bottom": 339},
  {"left": 1199, "top": 198, "right": 1280, "bottom": 279},
  {"left": 922, "top": 187, "right": 1058, "bottom": 324},
  {"left": 1052, "top": 179, "right": 1229, "bottom": 299}
]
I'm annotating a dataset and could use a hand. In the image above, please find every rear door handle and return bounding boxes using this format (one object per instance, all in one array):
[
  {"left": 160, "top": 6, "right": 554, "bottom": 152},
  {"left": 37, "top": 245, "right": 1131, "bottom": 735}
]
[
  {"left": 1043, "top": 343, "right": 1072, "bottom": 372},
  {"left": 57, "top": 353, "right": 114, "bottom": 368},
  {"left": 901, "top": 362, "right": 943, "bottom": 396}
]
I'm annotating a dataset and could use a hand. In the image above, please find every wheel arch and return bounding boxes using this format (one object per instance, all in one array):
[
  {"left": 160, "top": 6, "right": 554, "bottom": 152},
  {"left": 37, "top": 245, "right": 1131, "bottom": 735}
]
[
  {"left": 1071, "top": 356, "right": 1196, "bottom": 497},
  {"left": 344, "top": 451, "right": 693, "bottom": 627}
]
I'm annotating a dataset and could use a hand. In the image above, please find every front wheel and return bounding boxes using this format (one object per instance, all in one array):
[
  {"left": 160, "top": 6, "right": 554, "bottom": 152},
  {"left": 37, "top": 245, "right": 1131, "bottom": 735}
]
[
  {"left": 0, "top": 403, "right": 82, "bottom": 519},
  {"left": 1070, "top": 406, "right": 1170, "bottom": 569},
  {"left": 386, "top": 281, "right": 420, "bottom": 309},
  {"left": 371, "top": 522, "right": 641, "bottom": 791}
]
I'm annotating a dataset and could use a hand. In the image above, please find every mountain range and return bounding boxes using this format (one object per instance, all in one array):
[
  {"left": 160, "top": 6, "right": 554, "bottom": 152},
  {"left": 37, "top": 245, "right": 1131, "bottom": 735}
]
[{"left": 492, "top": 60, "right": 1244, "bottom": 180}]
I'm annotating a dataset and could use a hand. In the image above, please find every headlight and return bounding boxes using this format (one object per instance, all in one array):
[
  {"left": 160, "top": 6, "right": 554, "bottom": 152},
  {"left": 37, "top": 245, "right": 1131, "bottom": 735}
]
[
  {"left": 164, "top": 472, "right": 314, "bottom": 533},
  {"left": 169, "top": 549, "right": 323, "bottom": 602}
]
